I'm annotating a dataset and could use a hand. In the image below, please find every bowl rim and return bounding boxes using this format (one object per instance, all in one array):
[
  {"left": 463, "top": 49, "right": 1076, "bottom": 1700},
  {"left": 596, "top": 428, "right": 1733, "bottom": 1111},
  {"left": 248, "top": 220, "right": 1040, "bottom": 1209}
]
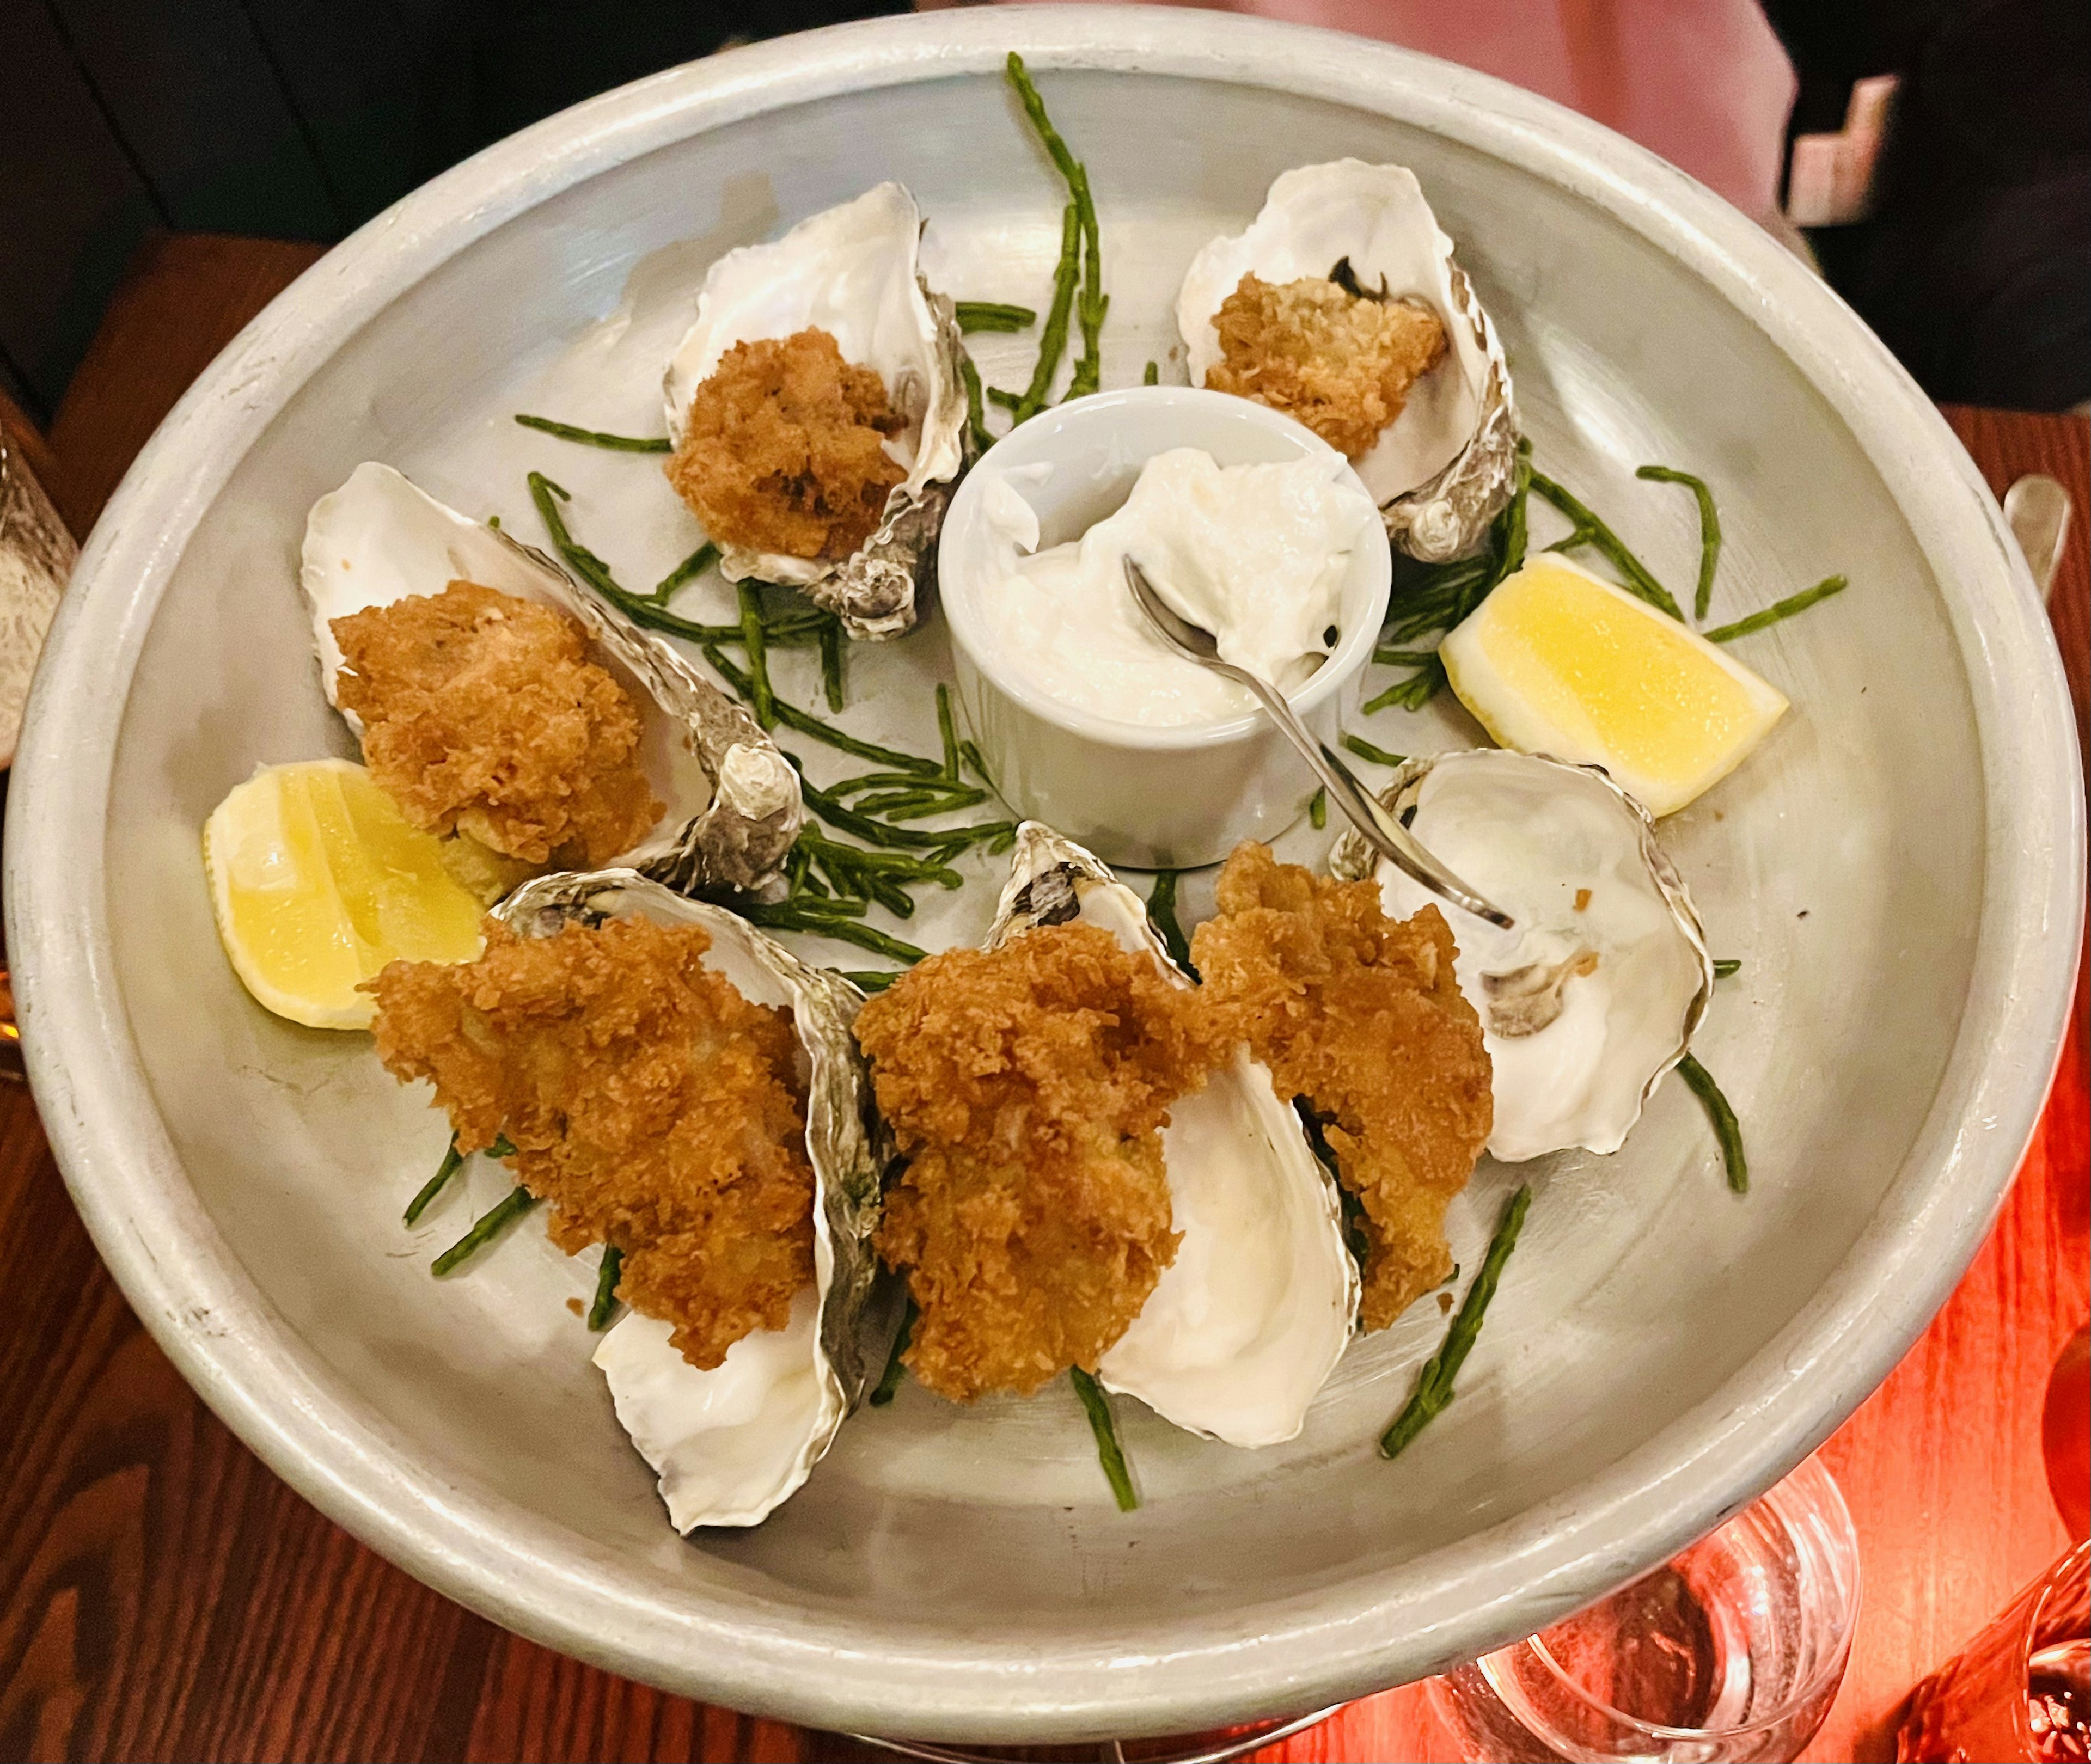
[
  {"left": 939, "top": 383, "right": 1391, "bottom": 749},
  {"left": 7, "top": 4, "right": 2083, "bottom": 1743}
]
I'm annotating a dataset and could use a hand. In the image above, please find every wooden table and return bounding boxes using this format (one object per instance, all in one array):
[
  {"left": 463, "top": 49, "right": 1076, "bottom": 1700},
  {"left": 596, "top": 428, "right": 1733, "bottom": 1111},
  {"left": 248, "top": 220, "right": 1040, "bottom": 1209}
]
[{"left": 0, "top": 234, "right": 2083, "bottom": 1764}]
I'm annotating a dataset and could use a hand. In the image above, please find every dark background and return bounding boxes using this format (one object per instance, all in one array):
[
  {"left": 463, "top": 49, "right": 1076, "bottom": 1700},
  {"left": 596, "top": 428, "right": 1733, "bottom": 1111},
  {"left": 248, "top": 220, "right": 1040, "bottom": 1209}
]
[
  {"left": 1761, "top": 0, "right": 2088, "bottom": 413},
  {"left": 3, "top": 0, "right": 2086, "bottom": 430},
  {"left": 0, "top": 0, "right": 898, "bottom": 424}
]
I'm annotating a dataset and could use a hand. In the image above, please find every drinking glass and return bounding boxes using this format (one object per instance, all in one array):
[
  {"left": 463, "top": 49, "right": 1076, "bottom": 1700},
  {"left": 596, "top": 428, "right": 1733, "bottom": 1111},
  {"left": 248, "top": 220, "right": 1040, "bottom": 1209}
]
[
  {"left": 0, "top": 426, "right": 76, "bottom": 1082},
  {"left": 1895, "top": 1536, "right": 2089, "bottom": 1763},
  {"left": 1429, "top": 1456, "right": 1860, "bottom": 1762}
]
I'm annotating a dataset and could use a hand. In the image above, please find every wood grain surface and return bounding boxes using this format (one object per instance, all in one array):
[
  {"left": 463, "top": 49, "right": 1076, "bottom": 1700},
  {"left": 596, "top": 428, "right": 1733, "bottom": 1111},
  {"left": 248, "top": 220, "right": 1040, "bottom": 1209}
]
[{"left": 0, "top": 235, "right": 2083, "bottom": 1764}]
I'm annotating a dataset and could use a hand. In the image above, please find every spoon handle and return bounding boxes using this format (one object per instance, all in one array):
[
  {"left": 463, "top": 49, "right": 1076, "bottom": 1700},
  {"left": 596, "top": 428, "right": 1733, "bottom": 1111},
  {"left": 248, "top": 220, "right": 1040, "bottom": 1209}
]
[
  {"left": 1118, "top": 553, "right": 1511, "bottom": 927},
  {"left": 1231, "top": 670, "right": 1514, "bottom": 929}
]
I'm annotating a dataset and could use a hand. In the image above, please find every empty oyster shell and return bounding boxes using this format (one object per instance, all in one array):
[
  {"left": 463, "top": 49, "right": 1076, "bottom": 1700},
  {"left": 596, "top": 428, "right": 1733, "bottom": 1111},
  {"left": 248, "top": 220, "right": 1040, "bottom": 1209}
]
[
  {"left": 987, "top": 825, "right": 1359, "bottom": 1447},
  {"left": 1331, "top": 750, "right": 1713, "bottom": 1161},
  {"left": 662, "top": 182, "right": 968, "bottom": 640},
  {"left": 492, "top": 869, "right": 882, "bottom": 1530},
  {"left": 1175, "top": 160, "right": 1519, "bottom": 562},
  {"left": 301, "top": 462, "right": 804, "bottom": 896}
]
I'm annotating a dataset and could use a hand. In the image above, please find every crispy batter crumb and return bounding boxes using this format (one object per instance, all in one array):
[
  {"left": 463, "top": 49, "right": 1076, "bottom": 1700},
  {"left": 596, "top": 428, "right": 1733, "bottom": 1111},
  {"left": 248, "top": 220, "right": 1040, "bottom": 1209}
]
[
  {"left": 369, "top": 915, "right": 815, "bottom": 1370},
  {"left": 1190, "top": 843, "right": 1492, "bottom": 1331},
  {"left": 858, "top": 923, "right": 1224, "bottom": 1401},
  {"left": 332, "top": 580, "right": 662, "bottom": 868},
  {"left": 666, "top": 328, "right": 907, "bottom": 562},
  {"left": 1205, "top": 273, "right": 1447, "bottom": 459}
]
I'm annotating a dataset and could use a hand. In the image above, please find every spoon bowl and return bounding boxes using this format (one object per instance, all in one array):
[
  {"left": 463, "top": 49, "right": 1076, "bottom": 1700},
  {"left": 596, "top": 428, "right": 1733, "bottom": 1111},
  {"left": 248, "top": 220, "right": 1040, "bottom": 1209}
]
[{"left": 1122, "top": 556, "right": 1513, "bottom": 927}]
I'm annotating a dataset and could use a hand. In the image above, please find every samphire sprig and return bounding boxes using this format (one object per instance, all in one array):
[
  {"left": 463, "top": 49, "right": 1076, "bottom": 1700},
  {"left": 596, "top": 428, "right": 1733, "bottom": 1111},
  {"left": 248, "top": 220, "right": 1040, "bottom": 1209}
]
[
  {"left": 587, "top": 1246, "right": 624, "bottom": 1330},
  {"left": 956, "top": 301, "right": 1036, "bottom": 334},
  {"left": 1367, "top": 444, "right": 1849, "bottom": 724},
  {"left": 1380, "top": 1183, "right": 1531, "bottom": 1459},
  {"left": 735, "top": 580, "right": 776, "bottom": 728},
  {"left": 649, "top": 541, "right": 720, "bottom": 605},
  {"left": 799, "top": 833, "right": 962, "bottom": 918},
  {"left": 958, "top": 357, "right": 995, "bottom": 456},
  {"left": 739, "top": 897, "right": 929, "bottom": 964},
  {"left": 525, "top": 466, "right": 999, "bottom": 957},
  {"left": 527, "top": 471, "right": 835, "bottom": 652},
  {"left": 1369, "top": 448, "right": 1532, "bottom": 709},
  {"left": 432, "top": 1186, "right": 541, "bottom": 1277},
  {"left": 785, "top": 753, "right": 1013, "bottom": 858},
  {"left": 702, "top": 645, "right": 941, "bottom": 775},
  {"left": 1011, "top": 201, "right": 1081, "bottom": 426},
  {"left": 1532, "top": 467, "right": 1684, "bottom": 621},
  {"left": 407, "top": 1134, "right": 515, "bottom": 1228},
  {"left": 1635, "top": 464, "right": 1721, "bottom": 622},
  {"left": 1361, "top": 654, "right": 1446, "bottom": 717},
  {"left": 869, "top": 1298, "right": 918, "bottom": 1406},
  {"left": 1005, "top": 54, "right": 1106, "bottom": 408},
  {"left": 1340, "top": 732, "right": 1407, "bottom": 769},
  {"left": 1676, "top": 1055, "right": 1748, "bottom": 1193},
  {"left": 958, "top": 54, "right": 1106, "bottom": 443},
  {"left": 514, "top": 413, "right": 671, "bottom": 453},
  {"left": 1528, "top": 460, "right": 1845, "bottom": 644},
  {"left": 405, "top": 1140, "right": 465, "bottom": 1227},
  {"left": 706, "top": 672, "right": 1011, "bottom": 956},
  {"left": 1145, "top": 871, "right": 1196, "bottom": 978},
  {"left": 1702, "top": 575, "right": 1847, "bottom": 644},
  {"left": 525, "top": 460, "right": 1015, "bottom": 971},
  {"left": 1069, "top": 1367, "right": 1139, "bottom": 1511}
]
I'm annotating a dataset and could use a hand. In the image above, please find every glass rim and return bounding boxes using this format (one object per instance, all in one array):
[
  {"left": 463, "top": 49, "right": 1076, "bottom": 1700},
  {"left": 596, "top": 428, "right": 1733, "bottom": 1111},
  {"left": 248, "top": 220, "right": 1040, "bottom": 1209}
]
[
  {"left": 2012, "top": 1534, "right": 2091, "bottom": 1754},
  {"left": 1486, "top": 1456, "right": 1861, "bottom": 1747}
]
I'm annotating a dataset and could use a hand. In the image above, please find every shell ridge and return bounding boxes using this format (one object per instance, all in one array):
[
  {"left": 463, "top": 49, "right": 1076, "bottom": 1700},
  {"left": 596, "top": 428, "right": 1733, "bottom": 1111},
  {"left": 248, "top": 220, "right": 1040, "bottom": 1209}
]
[
  {"left": 986, "top": 825, "right": 1361, "bottom": 1448},
  {"left": 1174, "top": 160, "right": 1521, "bottom": 560},
  {"left": 1332, "top": 750, "right": 1716, "bottom": 1160},
  {"left": 491, "top": 871, "right": 878, "bottom": 1528},
  {"left": 662, "top": 192, "right": 969, "bottom": 638},
  {"left": 299, "top": 464, "right": 804, "bottom": 898}
]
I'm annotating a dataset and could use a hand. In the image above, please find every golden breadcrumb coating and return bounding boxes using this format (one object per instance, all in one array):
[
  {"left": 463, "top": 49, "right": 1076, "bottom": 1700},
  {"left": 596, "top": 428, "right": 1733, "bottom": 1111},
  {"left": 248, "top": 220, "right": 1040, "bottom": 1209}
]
[
  {"left": 1205, "top": 273, "right": 1448, "bottom": 460},
  {"left": 858, "top": 923, "right": 1225, "bottom": 1401},
  {"left": 332, "top": 580, "right": 662, "bottom": 868},
  {"left": 369, "top": 915, "right": 814, "bottom": 1370},
  {"left": 665, "top": 328, "right": 907, "bottom": 561},
  {"left": 1190, "top": 842, "right": 1492, "bottom": 1331}
]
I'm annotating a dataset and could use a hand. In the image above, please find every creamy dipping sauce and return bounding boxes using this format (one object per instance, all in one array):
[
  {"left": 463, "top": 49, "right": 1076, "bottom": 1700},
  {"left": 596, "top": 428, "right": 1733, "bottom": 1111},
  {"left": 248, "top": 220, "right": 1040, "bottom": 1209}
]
[{"left": 975, "top": 448, "right": 1379, "bottom": 728}]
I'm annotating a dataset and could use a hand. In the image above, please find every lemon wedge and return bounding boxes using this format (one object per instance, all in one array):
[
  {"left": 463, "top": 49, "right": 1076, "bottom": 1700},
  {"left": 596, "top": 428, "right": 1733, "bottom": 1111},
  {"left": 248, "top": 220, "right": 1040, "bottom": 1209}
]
[
  {"left": 203, "top": 759, "right": 487, "bottom": 1030},
  {"left": 1440, "top": 554, "right": 1788, "bottom": 816}
]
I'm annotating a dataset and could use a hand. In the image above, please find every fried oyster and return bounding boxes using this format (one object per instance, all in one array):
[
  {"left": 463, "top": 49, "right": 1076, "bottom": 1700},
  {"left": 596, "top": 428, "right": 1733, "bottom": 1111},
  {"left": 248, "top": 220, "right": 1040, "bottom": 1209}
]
[
  {"left": 858, "top": 922, "right": 1225, "bottom": 1401},
  {"left": 332, "top": 579, "right": 663, "bottom": 868},
  {"left": 665, "top": 328, "right": 907, "bottom": 563},
  {"left": 369, "top": 914, "right": 815, "bottom": 1371},
  {"left": 1190, "top": 842, "right": 1493, "bottom": 1331},
  {"left": 1205, "top": 272, "right": 1448, "bottom": 460}
]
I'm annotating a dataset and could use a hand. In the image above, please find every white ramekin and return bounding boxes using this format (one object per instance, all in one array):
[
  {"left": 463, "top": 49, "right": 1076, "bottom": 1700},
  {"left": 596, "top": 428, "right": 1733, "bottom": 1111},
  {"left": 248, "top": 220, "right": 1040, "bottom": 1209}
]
[{"left": 937, "top": 385, "right": 1393, "bottom": 869}]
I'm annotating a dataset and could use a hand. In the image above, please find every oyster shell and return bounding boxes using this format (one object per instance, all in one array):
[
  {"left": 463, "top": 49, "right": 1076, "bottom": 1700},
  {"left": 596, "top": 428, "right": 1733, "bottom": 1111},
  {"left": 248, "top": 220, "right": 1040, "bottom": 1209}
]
[
  {"left": 1175, "top": 160, "right": 1519, "bottom": 562},
  {"left": 1331, "top": 750, "right": 1713, "bottom": 1161},
  {"left": 987, "top": 825, "right": 1359, "bottom": 1447},
  {"left": 491, "top": 869, "right": 882, "bottom": 1529},
  {"left": 662, "top": 182, "right": 968, "bottom": 640},
  {"left": 301, "top": 462, "right": 803, "bottom": 896}
]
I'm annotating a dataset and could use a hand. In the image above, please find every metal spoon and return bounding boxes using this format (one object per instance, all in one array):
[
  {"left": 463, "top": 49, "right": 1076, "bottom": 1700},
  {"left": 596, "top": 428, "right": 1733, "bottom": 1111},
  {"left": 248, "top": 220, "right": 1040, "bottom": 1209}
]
[
  {"left": 2004, "top": 474, "right": 2071, "bottom": 604},
  {"left": 1122, "top": 556, "right": 1513, "bottom": 928}
]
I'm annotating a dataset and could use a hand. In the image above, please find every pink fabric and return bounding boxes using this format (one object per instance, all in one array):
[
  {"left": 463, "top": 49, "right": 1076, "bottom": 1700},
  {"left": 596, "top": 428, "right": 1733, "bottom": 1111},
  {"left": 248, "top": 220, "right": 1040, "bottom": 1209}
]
[{"left": 986, "top": 0, "right": 1797, "bottom": 221}]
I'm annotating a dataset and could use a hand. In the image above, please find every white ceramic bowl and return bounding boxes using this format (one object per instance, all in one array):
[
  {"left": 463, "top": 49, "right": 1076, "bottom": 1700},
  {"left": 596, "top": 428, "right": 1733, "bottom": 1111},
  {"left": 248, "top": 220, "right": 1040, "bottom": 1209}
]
[
  {"left": 7, "top": 7, "right": 2082, "bottom": 1747},
  {"left": 939, "top": 386, "right": 1391, "bottom": 867}
]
